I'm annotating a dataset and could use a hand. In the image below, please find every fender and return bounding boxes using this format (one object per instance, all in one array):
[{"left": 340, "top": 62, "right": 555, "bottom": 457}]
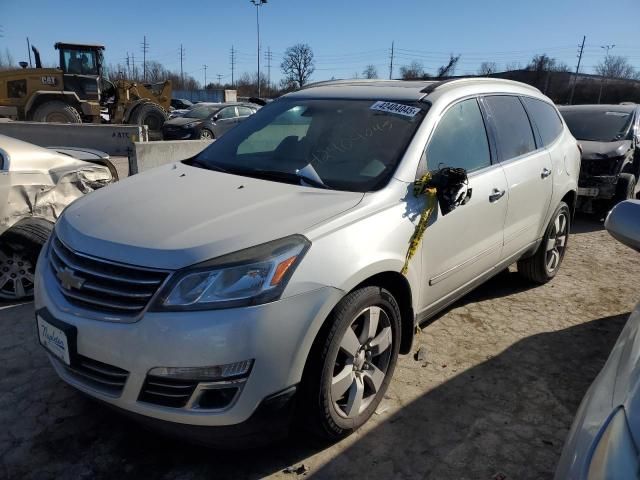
[{"left": 25, "top": 91, "right": 84, "bottom": 117}]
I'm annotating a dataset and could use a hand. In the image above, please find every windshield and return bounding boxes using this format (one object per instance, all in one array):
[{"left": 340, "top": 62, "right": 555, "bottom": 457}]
[
  {"left": 561, "top": 109, "right": 633, "bottom": 142},
  {"left": 184, "top": 106, "right": 218, "bottom": 119},
  {"left": 191, "top": 98, "right": 427, "bottom": 192}
]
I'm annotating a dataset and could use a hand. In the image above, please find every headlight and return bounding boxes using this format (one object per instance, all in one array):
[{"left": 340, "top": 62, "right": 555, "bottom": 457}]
[
  {"left": 152, "top": 235, "right": 310, "bottom": 311},
  {"left": 182, "top": 121, "right": 201, "bottom": 129},
  {"left": 587, "top": 408, "right": 639, "bottom": 480}
]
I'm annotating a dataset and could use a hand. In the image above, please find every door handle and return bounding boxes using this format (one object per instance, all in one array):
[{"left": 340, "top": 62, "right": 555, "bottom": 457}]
[
  {"left": 541, "top": 168, "right": 552, "bottom": 179},
  {"left": 489, "top": 188, "right": 506, "bottom": 202}
]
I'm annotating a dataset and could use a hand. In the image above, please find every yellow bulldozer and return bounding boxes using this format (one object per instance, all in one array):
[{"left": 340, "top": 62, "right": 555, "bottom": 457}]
[{"left": 0, "top": 42, "right": 171, "bottom": 137}]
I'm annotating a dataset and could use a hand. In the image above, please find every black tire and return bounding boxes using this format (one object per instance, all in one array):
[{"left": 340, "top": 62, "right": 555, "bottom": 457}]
[
  {"left": 299, "top": 286, "right": 401, "bottom": 440},
  {"left": 614, "top": 173, "right": 636, "bottom": 205},
  {"left": 517, "top": 201, "right": 570, "bottom": 284},
  {"left": 199, "top": 128, "right": 214, "bottom": 140},
  {"left": 130, "top": 103, "right": 168, "bottom": 138},
  {"left": 0, "top": 218, "right": 53, "bottom": 300},
  {"left": 32, "top": 101, "right": 82, "bottom": 123}
]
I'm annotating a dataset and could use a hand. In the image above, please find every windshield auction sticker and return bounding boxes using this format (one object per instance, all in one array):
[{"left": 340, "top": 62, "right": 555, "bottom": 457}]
[{"left": 370, "top": 101, "right": 421, "bottom": 118}]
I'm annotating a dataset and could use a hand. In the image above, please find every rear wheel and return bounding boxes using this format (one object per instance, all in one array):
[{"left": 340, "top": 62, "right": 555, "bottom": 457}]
[
  {"left": 517, "top": 202, "right": 570, "bottom": 284},
  {"left": 300, "top": 286, "right": 401, "bottom": 440},
  {"left": 199, "top": 128, "right": 214, "bottom": 140},
  {"left": 130, "top": 103, "right": 167, "bottom": 139},
  {"left": 0, "top": 219, "right": 53, "bottom": 300},
  {"left": 32, "top": 101, "right": 82, "bottom": 123}
]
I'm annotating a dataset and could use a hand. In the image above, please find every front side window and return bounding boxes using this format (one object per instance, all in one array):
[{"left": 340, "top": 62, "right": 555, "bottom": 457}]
[
  {"left": 184, "top": 106, "right": 217, "bottom": 119},
  {"left": 485, "top": 95, "right": 536, "bottom": 161},
  {"left": 237, "top": 106, "right": 254, "bottom": 117},
  {"left": 217, "top": 107, "right": 237, "bottom": 120},
  {"left": 192, "top": 99, "right": 427, "bottom": 192},
  {"left": 63, "top": 49, "right": 97, "bottom": 75},
  {"left": 426, "top": 98, "right": 491, "bottom": 173},
  {"left": 522, "top": 97, "right": 563, "bottom": 147}
]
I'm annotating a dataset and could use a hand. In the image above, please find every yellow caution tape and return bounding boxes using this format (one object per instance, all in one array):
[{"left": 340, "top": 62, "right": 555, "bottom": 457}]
[{"left": 401, "top": 173, "right": 438, "bottom": 275}]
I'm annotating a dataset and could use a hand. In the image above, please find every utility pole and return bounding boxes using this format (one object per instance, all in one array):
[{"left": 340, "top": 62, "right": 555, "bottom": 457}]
[
  {"left": 203, "top": 64, "right": 208, "bottom": 88},
  {"left": 217, "top": 74, "right": 223, "bottom": 85},
  {"left": 568, "top": 35, "right": 585, "bottom": 105},
  {"left": 264, "top": 47, "right": 272, "bottom": 97},
  {"left": 598, "top": 44, "right": 615, "bottom": 104},
  {"left": 389, "top": 40, "right": 394, "bottom": 80},
  {"left": 126, "top": 52, "right": 130, "bottom": 78},
  {"left": 179, "top": 44, "right": 185, "bottom": 88},
  {"left": 230, "top": 46, "right": 236, "bottom": 87},
  {"left": 250, "top": 0, "right": 267, "bottom": 97},
  {"left": 141, "top": 36, "right": 149, "bottom": 82},
  {"left": 131, "top": 53, "right": 135, "bottom": 79},
  {"left": 26, "top": 37, "right": 32, "bottom": 67}
]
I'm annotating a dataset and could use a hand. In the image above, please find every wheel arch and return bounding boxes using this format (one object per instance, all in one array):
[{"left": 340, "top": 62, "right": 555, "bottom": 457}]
[
  {"left": 561, "top": 189, "right": 577, "bottom": 220},
  {"left": 25, "top": 91, "right": 82, "bottom": 119}
]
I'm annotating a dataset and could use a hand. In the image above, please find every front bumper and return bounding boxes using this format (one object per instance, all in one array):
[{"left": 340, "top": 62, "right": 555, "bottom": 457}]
[
  {"left": 162, "top": 126, "right": 198, "bottom": 140},
  {"left": 578, "top": 175, "right": 619, "bottom": 200},
  {"left": 35, "top": 252, "right": 343, "bottom": 429}
]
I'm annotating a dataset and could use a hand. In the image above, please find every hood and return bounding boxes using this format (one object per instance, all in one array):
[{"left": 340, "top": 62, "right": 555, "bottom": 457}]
[
  {"left": 164, "top": 116, "right": 203, "bottom": 127},
  {"left": 56, "top": 162, "right": 364, "bottom": 270},
  {"left": 579, "top": 140, "right": 632, "bottom": 160}
]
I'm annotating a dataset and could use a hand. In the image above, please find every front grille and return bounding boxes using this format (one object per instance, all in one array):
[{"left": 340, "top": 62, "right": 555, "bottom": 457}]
[
  {"left": 138, "top": 376, "right": 198, "bottom": 408},
  {"left": 49, "top": 235, "right": 168, "bottom": 317},
  {"left": 63, "top": 354, "right": 129, "bottom": 396},
  {"left": 580, "top": 157, "right": 621, "bottom": 177}
]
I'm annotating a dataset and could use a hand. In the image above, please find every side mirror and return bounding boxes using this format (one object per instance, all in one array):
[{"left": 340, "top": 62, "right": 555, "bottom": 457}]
[
  {"left": 605, "top": 200, "right": 640, "bottom": 252},
  {"left": 212, "top": 114, "right": 219, "bottom": 121}
]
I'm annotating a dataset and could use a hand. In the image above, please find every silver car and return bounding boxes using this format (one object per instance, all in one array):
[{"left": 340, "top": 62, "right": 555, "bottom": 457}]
[
  {"left": 0, "top": 135, "right": 113, "bottom": 300},
  {"left": 34, "top": 78, "right": 579, "bottom": 445},
  {"left": 555, "top": 200, "right": 640, "bottom": 480}
]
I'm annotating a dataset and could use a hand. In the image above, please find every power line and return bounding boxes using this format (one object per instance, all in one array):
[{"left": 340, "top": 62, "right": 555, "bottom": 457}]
[
  {"left": 389, "top": 40, "right": 394, "bottom": 79},
  {"left": 141, "top": 36, "right": 149, "bottom": 82},
  {"left": 179, "top": 44, "right": 185, "bottom": 86},
  {"left": 569, "top": 35, "right": 586, "bottom": 105},
  {"left": 230, "top": 45, "right": 236, "bottom": 87},
  {"left": 264, "top": 46, "right": 273, "bottom": 96}
]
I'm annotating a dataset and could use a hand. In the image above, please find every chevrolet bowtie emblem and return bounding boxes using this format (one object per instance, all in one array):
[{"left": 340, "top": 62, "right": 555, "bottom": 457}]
[{"left": 57, "top": 267, "right": 86, "bottom": 290}]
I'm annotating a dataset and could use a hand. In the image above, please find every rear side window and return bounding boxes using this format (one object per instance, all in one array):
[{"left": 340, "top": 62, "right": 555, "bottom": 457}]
[
  {"left": 237, "top": 106, "right": 254, "bottom": 117},
  {"left": 522, "top": 97, "right": 563, "bottom": 147},
  {"left": 218, "top": 107, "right": 237, "bottom": 119},
  {"left": 426, "top": 98, "right": 491, "bottom": 173},
  {"left": 485, "top": 96, "right": 536, "bottom": 161}
]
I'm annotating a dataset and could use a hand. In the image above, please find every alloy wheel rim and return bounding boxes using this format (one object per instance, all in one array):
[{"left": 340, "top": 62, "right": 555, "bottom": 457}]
[
  {"left": 331, "top": 306, "right": 393, "bottom": 419},
  {"left": 0, "top": 249, "right": 35, "bottom": 299},
  {"left": 545, "top": 212, "right": 568, "bottom": 273},
  {"left": 200, "top": 130, "right": 212, "bottom": 139}
]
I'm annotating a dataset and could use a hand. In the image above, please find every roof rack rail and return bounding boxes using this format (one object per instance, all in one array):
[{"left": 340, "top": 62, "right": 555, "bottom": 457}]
[{"left": 420, "top": 77, "right": 541, "bottom": 95}]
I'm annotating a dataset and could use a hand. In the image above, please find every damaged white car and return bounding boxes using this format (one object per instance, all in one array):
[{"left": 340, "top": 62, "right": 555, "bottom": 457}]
[{"left": 0, "top": 134, "right": 114, "bottom": 300}]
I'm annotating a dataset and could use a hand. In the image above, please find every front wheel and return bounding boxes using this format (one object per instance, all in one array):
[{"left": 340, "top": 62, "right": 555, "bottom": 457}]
[
  {"left": 517, "top": 201, "right": 570, "bottom": 284},
  {"left": 300, "top": 286, "right": 401, "bottom": 440},
  {"left": 614, "top": 173, "right": 636, "bottom": 205},
  {"left": 199, "top": 128, "right": 214, "bottom": 140}
]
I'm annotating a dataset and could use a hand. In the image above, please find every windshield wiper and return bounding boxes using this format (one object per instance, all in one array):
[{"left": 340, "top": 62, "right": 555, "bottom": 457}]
[{"left": 228, "top": 168, "right": 330, "bottom": 189}]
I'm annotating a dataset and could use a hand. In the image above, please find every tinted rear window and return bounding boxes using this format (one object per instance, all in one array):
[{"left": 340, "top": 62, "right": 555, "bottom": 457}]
[
  {"left": 522, "top": 97, "right": 563, "bottom": 147},
  {"left": 485, "top": 96, "right": 536, "bottom": 161}
]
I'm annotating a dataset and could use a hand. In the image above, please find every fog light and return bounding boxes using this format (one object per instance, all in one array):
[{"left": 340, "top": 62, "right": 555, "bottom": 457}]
[
  {"left": 148, "top": 360, "right": 253, "bottom": 381},
  {"left": 197, "top": 387, "right": 239, "bottom": 409}
]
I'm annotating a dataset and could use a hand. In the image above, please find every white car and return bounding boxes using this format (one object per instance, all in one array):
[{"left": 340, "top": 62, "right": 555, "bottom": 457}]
[
  {"left": 34, "top": 78, "right": 580, "bottom": 446},
  {"left": 0, "top": 135, "right": 113, "bottom": 300},
  {"left": 555, "top": 200, "right": 640, "bottom": 480}
]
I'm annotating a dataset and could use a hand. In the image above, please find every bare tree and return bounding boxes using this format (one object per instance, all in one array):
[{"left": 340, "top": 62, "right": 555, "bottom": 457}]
[
  {"left": 596, "top": 55, "right": 637, "bottom": 80},
  {"left": 362, "top": 64, "right": 378, "bottom": 79},
  {"left": 436, "top": 54, "right": 461, "bottom": 78},
  {"left": 506, "top": 61, "right": 522, "bottom": 71},
  {"left": 478, "top": 61, "right": 498, "bottom": 75},
  {"left": 400, "top": 61, "right": 424, "bottom": 80},
  {"left": 527, "top": 54, "right": 570, "bottom": 73},
  {"left": 281, "top": 43, "right": 315, "bottom": 88}
]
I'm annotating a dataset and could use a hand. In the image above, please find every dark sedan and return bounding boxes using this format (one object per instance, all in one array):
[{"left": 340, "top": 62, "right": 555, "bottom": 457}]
[
  {"left": 162, "top": 103, "right": 259, "bottom": 140},
  {"left": 558, "top": 104, "right": 640, "bottom": 213}
]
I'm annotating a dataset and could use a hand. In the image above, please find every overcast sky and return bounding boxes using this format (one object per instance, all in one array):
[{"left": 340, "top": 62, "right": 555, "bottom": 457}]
[{"left": 1, "top": 0, "right": 639, "bottom": 85}]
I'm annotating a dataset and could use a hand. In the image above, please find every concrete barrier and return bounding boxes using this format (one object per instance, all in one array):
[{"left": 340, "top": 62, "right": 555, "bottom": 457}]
[
  {"left": 129, "top": 140, "right": 213, "bottom": 174},
  {"left": 0, "top": 120, "right": 148, "bottom": 156}
]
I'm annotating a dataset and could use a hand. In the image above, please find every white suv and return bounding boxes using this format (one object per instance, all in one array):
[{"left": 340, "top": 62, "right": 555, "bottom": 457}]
[{"left": 34, "top": 78, "right": 579, "bottom": 445}]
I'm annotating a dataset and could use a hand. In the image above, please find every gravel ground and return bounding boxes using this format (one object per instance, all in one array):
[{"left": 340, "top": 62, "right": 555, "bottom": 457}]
[{"left": 1, "top": 215, "right": 638, "bottom": 480}]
